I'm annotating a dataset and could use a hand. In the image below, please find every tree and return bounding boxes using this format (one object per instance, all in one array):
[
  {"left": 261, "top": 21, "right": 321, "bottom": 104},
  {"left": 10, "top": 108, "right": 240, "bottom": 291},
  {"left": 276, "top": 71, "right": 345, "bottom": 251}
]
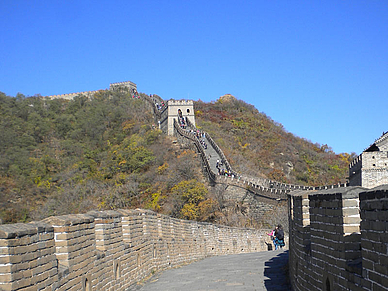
[{"left": 170, "top": 179, "right": 208, "bottom": 220}]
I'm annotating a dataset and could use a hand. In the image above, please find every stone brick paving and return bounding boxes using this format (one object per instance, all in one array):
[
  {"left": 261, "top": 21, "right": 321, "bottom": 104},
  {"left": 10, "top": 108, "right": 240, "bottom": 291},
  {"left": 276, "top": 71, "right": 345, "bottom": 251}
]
[{"left": 133, "top": 250, "right": 291, "bottom": 291}]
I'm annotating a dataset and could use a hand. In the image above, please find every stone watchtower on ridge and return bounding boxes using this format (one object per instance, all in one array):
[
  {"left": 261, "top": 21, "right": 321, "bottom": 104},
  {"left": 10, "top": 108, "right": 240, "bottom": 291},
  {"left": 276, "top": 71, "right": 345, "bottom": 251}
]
[
  {"left": 159, "top": 100, "right": 195, "bottom": 136},
  {"left": 349, "top": 131, "right": 388, "bottom": 188},
  {"left": 109, "top": 81, "right": 137, "bottom": 93}
]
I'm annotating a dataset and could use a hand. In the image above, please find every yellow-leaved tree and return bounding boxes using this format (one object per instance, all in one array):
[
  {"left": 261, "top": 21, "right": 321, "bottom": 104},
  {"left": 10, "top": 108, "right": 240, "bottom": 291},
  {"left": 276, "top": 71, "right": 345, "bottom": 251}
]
[{"left": 170, "top": 179, "right": 209, "bottom": 220}]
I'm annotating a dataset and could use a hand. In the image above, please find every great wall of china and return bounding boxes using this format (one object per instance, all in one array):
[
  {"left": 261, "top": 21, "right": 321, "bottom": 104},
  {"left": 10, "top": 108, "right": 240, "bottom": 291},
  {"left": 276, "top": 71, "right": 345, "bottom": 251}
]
[
  {"left": 288, "top": 185, "right": 388, "bottom": 291},
  {"left": 0, "top": 209, "right": 275, "bottom": 291},
  {"left": 1, "top": 81, "right": 387, "bottom": 290}
]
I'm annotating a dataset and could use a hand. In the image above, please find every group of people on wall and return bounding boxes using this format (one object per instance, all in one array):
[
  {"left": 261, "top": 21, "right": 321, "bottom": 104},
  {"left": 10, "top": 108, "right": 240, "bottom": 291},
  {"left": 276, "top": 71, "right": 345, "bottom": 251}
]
[
  {"left": 131, "top": 88, "right": 140, "bottom": 98},
  {"left": 216, "top": 159, "right": 234, "bottom": 177},
  {"left": 183, "top": 126, "right": 208, "bottom": 150},
  {"left": 267, "top": 225, "right": 285, "bottom": 250},
  {"left": 150, "top": 94, "right": 165, "bottom": 111},
  {"left": 177, "top": 109, "right": 187, "bottom": 129}
]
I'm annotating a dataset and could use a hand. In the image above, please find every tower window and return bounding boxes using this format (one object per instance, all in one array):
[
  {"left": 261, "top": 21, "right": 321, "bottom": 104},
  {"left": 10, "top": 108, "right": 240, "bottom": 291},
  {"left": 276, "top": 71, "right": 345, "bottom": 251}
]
[{"left": 187, "top": 109, "right": 190, "bottom": 113}]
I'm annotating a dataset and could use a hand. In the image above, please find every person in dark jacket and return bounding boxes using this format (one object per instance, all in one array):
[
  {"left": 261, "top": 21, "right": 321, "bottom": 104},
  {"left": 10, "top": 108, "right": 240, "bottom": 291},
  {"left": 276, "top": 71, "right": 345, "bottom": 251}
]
[{"left": 274, "top": 224, "right": 285, "bottom": 249}]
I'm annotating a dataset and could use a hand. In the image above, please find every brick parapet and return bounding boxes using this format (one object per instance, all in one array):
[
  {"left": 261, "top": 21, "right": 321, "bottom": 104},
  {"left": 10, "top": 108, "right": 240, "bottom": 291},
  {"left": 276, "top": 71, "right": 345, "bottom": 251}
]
[
  {"left": 359, "top": 187, "right": 388, "bottom": 290},
  {"left": 289, "top": 185, "right": 388, "bottom": 291},
  {"left": 0, "top": 209, "right": 275, "bottom": 291}
]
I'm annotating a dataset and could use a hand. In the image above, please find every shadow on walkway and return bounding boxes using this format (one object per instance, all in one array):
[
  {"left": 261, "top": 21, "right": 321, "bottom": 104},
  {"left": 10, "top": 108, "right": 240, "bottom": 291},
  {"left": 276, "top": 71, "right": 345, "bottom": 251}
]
[{"left": 264, "top": 250, "right": 291, "bottom": 291}]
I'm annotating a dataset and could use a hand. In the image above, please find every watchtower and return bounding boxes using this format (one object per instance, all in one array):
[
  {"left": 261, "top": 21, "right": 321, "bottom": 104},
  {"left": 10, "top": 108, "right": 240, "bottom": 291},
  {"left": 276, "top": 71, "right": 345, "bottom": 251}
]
[
  {"left": 349, "top": 131, "right": 388, "bottom": 188},
  {"left": 109, "top": 81, "right": 137, "bottom": 93},
  {"left": 166, "top": 100, "right": 195, "bottom": 136}
]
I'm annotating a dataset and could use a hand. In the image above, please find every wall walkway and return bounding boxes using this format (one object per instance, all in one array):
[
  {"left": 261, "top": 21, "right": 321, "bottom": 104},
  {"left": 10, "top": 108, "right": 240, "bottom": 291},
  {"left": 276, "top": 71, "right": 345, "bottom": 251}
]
[
  {"left": 136, "top": 250, "right": 291, "bottom": 291},
  {"left": 0, "top": 209, "right": 275, "bottom": 291}
]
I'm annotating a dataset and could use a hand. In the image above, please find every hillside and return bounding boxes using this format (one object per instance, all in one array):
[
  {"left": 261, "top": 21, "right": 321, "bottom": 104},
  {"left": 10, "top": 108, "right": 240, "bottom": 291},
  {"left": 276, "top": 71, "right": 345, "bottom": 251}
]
[
  {"left": 194, "top": 94, "right": 354, "bottom": 186},
  {"left": 0, "top": 91, "right": 211, "bottom": 224},
  {"left": 0, "top": 90, "right": 352, "bottom": 225}
]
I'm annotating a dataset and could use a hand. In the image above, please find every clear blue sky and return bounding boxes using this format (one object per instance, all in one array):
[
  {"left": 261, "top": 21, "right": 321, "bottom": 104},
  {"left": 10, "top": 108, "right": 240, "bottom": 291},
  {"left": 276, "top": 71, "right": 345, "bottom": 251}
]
[{"left": 1, "top": 1, "right": 387, "bottom": 155}]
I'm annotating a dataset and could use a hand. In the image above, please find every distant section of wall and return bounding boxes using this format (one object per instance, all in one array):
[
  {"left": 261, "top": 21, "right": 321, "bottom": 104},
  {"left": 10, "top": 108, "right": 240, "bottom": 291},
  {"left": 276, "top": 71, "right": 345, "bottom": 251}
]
[
  {"left": 159, "top": 106, "right": 168, "bottom": 134},
  {"left": 45, "top": 81, "right": 137, "bottom": 100},
  {"left": 46, "top": 90, "right": 102, "bottom": 100},
  {"left": 0, "top": 209, "right": 275, "bottom": 291},
  {"left": 288, "top": 186, "right": 388, "bottom": 291}
]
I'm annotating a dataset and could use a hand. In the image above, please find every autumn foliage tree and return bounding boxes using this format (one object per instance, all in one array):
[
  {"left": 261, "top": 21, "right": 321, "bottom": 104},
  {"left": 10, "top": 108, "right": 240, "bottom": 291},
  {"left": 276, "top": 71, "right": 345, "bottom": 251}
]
[{"left": 169, "top": 179, "right": 216, "bottom": 221}]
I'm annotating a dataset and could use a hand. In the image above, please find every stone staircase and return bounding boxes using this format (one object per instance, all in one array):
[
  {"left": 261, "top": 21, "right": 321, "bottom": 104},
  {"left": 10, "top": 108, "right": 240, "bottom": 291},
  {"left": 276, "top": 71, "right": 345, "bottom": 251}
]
[{"left": 203, "top": 135, "right": 221, "bottom": 174}]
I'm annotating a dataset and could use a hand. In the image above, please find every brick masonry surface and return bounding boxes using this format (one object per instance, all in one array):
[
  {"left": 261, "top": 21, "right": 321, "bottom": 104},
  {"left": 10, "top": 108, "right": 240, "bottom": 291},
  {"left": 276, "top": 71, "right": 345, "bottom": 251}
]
[
  {"left": 288, "top": 185, "right": 388, "bottom": 291},
  {"left": 0, "top": 209, "right": 277, "bottom": 291}
]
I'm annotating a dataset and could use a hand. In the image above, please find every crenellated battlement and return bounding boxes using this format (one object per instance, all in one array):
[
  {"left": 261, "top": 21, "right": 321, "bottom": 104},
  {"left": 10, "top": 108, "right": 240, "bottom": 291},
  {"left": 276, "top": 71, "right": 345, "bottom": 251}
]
[
  {"left": 350, "top": 154, "right": 362, "bottom": 168},
  {"left": 167, "top": 100, "right": 194, "bottom": 106},
  {"left": 109, "top": 80, "right": 136, "bottom": 87},
  {"left": 0, "top": 209, "right": 275, "bottom": 291},
  {"left": 288, "top": 185, "right": 388, "bottom": 291}
]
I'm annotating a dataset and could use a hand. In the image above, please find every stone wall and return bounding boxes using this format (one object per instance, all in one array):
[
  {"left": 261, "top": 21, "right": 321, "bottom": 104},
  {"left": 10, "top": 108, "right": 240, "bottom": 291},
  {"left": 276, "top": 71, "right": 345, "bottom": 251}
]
[
  {"left": 361, "top": 152, "right": 388, "bottom": 189},
  {"left": 0, "top": 209, "right": 274, "bottom": 291},
  {"left": 359, "top": 188, "right": 388, "bottom": 290},
  {"left": 288, "top": 185, "right": 388, "bottom": 291},
  {"left": 45, "top": 81, "right": 137, "bottom": 101},
  {"left": 350, "top": 152, "right": 388, "bottom": 188},
  {"left": 349, "top": 155, "right": 363, "bottom": 187},
  {"left": 46, "top": 90, "right": 101, "bottom": 100},
  {"left": 349, "top": 132, "right": 388, "bottom": 189}
]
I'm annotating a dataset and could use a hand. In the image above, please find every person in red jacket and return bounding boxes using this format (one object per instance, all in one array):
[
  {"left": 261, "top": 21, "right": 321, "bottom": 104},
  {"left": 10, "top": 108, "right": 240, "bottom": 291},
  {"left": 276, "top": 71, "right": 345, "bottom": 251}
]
[{"left": 267, "top": 228, "right": 276, "bottom": 250}]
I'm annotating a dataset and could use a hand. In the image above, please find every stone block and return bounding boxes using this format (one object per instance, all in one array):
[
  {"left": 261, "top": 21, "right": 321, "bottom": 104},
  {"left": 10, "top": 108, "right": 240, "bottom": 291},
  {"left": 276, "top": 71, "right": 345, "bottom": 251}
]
[
  {"left": 370, "top": 221, "right": 386, "bottom": 231},
  {"left": 342, "top": 207, "right": 360, "bottom": 217},
  {"left": 343, "top": 225, "right": 360, "bottom": 234},
  {"left": 364, "top": 249, "right": 379, "bottom": 262},
  {"left": 342, "top": 199, "right": 359, "bottom": 208},
  {"left": 362, "top": 230, "right": 381, "bottom": 242},
  {"left": 374, "top": 263, "right": 388, "bottom": 277}
]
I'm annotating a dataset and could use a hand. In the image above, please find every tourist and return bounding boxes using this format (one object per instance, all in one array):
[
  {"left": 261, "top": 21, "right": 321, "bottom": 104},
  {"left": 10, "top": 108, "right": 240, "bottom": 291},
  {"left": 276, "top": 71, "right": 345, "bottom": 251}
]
[
  {"left": 266, "top": 228, "right": 276, "bottom": 250},
  {"left": 274, "top": 225, "right": 285, "bottom": 250}
]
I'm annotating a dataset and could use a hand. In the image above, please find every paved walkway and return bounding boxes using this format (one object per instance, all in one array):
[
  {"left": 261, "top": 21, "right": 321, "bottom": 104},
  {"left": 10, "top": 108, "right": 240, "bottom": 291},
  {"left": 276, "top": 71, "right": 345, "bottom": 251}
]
[
  {"left": 203, "top": 135, "right": 221, "bottom": 174},
  {"left": 133, "top": 250, "right": 291, "bottom": 291}
]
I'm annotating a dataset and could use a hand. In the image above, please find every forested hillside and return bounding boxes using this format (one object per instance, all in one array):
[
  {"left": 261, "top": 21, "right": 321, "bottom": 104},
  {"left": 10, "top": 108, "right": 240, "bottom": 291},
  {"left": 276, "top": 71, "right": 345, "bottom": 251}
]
[
  {"left": 0, "top": 91, "right": 353, "bottom": 225},
  {"left": 195, "top": 94, "right": 354, "bottom": 186},
  {"left": 0, "top": 91, "right": 214, "bottom": 224}
]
